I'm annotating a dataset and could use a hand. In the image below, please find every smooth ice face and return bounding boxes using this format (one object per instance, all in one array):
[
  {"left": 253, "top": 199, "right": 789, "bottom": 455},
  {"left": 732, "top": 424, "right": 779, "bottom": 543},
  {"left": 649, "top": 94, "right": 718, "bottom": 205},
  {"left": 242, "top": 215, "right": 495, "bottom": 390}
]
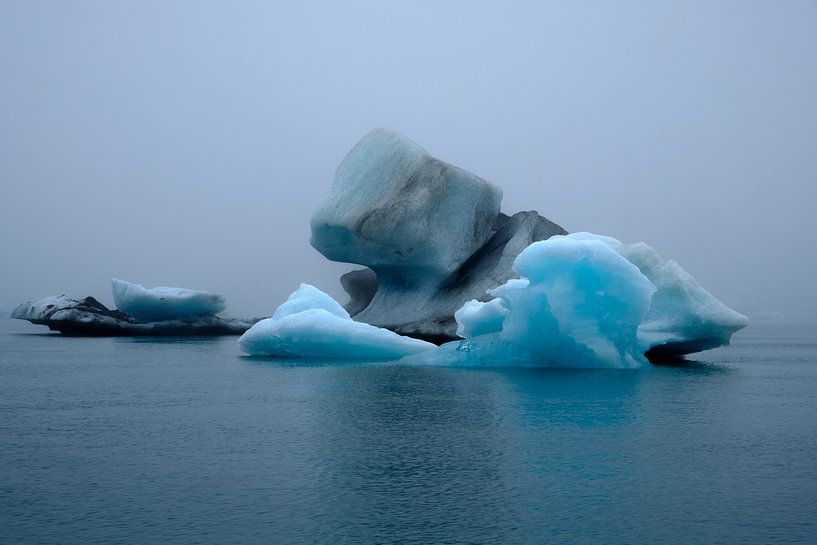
[
  {"left": 238, "top": 284, "right": 435, "bottom": 359},
  {"left": 402, "top": 233, "right": 748, "bottom": 368},
  {"left": 111, "top": 278, "right": 227, "bottom": 322},
  {"left": 310, "top": 128, "right": 503, "bottom": 275}
]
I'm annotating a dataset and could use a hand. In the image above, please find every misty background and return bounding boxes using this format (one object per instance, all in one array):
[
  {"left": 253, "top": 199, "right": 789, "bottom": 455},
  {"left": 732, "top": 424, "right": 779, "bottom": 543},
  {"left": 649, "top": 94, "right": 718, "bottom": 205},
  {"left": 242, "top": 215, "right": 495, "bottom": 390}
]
[{"left": 1, "top": 1, "right": 815, "bottom": 320}]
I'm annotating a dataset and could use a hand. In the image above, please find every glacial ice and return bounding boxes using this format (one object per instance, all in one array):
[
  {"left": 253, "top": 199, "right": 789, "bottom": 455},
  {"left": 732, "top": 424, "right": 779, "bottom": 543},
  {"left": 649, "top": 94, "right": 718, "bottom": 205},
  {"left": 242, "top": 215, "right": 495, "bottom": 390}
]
[
  {"left": 310, "top": 129, "right": 568, "bottom": 341},
  {"left": 606, "top": 236, "right": 750, "bottom": 358},
  {"left": 271, "top": 283, "right": 350, "bottom": 320},
  {"left": 238, "top": 284, "right": 436, "bottom": 359},
  {"left": 239, "top": 235, "right": 747, "bottom": 367},
  {"left": 12, "top": 294, "right": 250, "bottom": 336},
  {"left": 400, "top": 233, "right": 748, "bottom": 368},
  {"left": 111, "top": 278, "right": 227, "bottom": 322},
  {"left": 311, "top": 128, "right": 503, "bottom": 275}
]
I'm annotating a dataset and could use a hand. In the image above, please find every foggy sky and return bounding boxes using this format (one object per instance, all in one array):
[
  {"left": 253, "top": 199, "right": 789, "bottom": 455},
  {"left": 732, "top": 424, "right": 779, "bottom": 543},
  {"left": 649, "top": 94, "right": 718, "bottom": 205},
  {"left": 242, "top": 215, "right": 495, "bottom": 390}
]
[{"left": 1, "top": 1, "right": 816, "bottom": 320}]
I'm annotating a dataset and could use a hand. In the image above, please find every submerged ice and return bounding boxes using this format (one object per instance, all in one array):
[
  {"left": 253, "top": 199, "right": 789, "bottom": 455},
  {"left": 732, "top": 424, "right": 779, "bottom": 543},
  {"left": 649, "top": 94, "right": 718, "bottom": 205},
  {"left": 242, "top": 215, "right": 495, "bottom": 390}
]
[
  {"left": 111, "top": 278, "right": 227, "bottom": 322},
  {"left": 403, "top": 233, "right": 749, "bottom": 368},
  {"left": 238, "top": 284, "right": 435, "bottom": 359}
]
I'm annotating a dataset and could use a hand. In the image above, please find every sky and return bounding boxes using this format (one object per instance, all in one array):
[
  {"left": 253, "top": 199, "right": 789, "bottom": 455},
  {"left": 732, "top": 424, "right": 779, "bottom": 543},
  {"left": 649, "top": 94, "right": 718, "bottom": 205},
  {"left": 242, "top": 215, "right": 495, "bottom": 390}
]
[{"left": 1, "top": 0, "right": 815, "bottom": 320}]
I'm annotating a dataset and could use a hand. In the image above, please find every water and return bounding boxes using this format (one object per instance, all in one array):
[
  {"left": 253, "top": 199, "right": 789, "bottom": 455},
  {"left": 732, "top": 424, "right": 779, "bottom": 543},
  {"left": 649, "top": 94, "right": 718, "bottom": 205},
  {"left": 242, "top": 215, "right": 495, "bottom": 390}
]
[{"left": 1, "top": 318, "right": 815, "bottom": 545}]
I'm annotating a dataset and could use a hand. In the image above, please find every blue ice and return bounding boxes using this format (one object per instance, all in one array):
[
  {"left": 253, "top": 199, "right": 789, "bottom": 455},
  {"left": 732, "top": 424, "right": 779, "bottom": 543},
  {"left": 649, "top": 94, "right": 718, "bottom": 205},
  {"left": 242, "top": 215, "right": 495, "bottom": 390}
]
[
  {"left": 238, "top": 234, "right": 747, "bottom": 367},
  {"left": 111, "top": 278, "right": 227, "bottom": 322},
  {"left": 238, "top": 284, "right": 436, "bottom": 359},
  {"left": 403, "top": 233, "right": 749, "bottom": 368}
]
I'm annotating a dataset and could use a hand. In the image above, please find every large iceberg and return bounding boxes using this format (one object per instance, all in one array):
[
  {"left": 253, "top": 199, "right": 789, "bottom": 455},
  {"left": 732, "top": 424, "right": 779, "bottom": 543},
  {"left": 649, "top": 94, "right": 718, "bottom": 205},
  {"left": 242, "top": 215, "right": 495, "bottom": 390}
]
[
  {"left": 238, "top": 284, "right": 436, "bottom": 359},
  {"left": 400, "top": 233, "right": 749, "bottom": 368},
  {"left": 111, "top": 278, "right": 227, "bottom": 322},
  {"left": 238, "top": 234, "right": 746, "bottom": 367},
  {"left": 310, "top": 129, "right": 566, "bottom": 341}
]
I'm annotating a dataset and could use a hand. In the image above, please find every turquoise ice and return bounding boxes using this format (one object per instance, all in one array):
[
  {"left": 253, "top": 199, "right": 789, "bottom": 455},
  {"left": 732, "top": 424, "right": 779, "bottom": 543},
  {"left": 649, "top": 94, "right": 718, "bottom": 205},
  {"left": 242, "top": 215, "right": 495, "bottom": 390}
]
[
  {"left": 238, "top": 235, "right": 747, "bottom": 367},
  {"left": 404, "top": 233, "right": 748, "bottom": 368},
  {"left": 111, "top": 278, "right": 227, "bottom": 322}
]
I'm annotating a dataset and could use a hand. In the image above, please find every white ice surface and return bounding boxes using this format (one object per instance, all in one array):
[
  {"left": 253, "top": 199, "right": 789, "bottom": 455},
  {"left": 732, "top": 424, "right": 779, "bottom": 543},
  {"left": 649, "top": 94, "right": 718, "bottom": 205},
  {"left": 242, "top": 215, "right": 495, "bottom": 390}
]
[
  {"left": 454, "top": 298, "right": 509, "bottom": 338},
  {"left": 271, "top": 283, "right": 350, "bottom": 320},
  {"left": 238, "top": 284, "right": 435, "bottom": 359}
]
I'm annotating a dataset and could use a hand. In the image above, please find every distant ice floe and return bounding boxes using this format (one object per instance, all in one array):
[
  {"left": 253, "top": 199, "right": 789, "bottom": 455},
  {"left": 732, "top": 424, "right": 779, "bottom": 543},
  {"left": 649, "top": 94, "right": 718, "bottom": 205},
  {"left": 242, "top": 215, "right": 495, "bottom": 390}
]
[
  {"left": 12, "top": 293, "right": 251, "bottom": 336},
  {"left": 111, "top": 278, "right": 227, "bottom": 322},
  {"left": 238, "top": 284, "right": 436, "bottom": 359}
]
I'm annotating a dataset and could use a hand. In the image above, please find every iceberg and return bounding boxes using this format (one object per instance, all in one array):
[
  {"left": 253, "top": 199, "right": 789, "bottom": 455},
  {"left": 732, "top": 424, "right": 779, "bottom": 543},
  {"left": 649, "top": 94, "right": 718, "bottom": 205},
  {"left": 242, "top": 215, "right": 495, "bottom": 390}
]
[
  {"left": 400, "top": 233, "right": 748, "bottom": 368},
  {"left": 11, "top": 295, "right": 252, "bottom": 336},
  {"left": 240, "top": 235, "right": 745, "bottom": 368},
  {"left": 311, "top": 128, "right": 503, "bottom": 276},
  {"left": 238, "top": 284, "right": 436, "bottom": 359},
  {"left": 310, "top": 128, "right": 566, "bottom": 341},
  {"left": 604, "top": 236, "right": 750, "bottom": 359},
  {"left": 111, "top": 278, "right": 227, "bottom": 322}
]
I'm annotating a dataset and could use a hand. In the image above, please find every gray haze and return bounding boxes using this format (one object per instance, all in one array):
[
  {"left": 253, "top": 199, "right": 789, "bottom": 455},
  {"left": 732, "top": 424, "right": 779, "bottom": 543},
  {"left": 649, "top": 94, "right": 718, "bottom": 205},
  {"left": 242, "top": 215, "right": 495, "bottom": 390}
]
[{"left": 1, "top": 1, "right": 816, "bottom": 320}]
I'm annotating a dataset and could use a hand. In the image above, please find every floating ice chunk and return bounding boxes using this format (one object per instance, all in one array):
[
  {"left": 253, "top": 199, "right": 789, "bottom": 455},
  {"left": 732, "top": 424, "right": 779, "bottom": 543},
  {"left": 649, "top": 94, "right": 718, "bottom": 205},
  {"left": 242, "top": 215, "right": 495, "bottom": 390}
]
[
  {"left": 403, "top": 232, "right": 747, "bottom": 368},
  {"left": 559, "top": 233, "right": 749, "bottom": 358},
  {"left": 111, "top": 278, "right": 226, "bottom": 322},
  {"left": 404, "top": 236, "right": 656, "bottom": 368},
  {"left": 614, "top": 240, "right": 749, "bottom": 358},
  {"left": 238, "top": 284, "right": 435, "bottom": 359},
  {"left": 272, "top": 283, "right": 349, "bottom": 320},
  {"left": 12, "top": 294, "right": 250, "bottom": 335},
  {"left": 239, "top": 309, "right": 435, "bottom": 359}
]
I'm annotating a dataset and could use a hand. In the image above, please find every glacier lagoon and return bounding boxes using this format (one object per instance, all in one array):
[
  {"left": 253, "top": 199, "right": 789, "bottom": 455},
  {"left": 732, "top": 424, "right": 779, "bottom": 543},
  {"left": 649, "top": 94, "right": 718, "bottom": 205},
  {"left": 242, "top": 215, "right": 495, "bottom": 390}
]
[{"left": 2, "top": 316, "right": 815, "bottom": 545}]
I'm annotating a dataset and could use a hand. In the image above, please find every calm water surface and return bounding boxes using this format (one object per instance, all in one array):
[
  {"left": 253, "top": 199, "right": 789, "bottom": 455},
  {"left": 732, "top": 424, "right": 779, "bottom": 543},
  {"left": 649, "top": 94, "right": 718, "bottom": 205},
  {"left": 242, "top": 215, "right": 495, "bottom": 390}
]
[{"left": 1, "top": 318, "right": 815, "bottom": 544}]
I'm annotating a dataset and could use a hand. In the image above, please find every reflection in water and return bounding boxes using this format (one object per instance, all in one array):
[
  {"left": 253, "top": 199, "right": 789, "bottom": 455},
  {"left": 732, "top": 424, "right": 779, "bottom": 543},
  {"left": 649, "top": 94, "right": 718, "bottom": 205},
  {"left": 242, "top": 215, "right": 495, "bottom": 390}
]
[
  {"left": 117, "top": 336, "right": 232, "bottom": 346},
  {"left": 241, "top": 355, "right": 397, "bottom": 368},
  {"left": 311, "top": 366, "right": 523, "bottom": 542},
  {"left": 648, "top": 359, "right": 731, "bottom": 374},
  {"left": 297, "top": 366, "right": 647, "bottom": 543}
]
